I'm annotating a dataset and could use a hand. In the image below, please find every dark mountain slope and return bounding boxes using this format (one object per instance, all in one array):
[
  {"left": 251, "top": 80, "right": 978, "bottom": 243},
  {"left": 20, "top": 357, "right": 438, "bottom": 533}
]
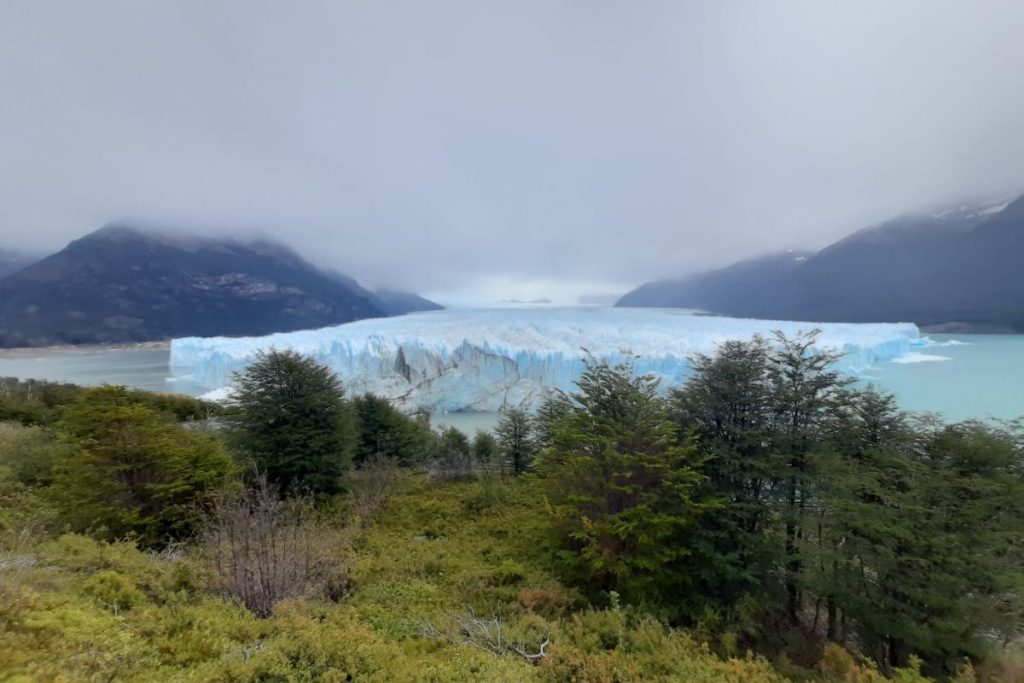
[
  {"left": 322, "top": 270, "right": 443, "bottom": 316},
  {"left": 935, "top": 195, "right": 1024, "bottom": 330},
  {"left": 372, "top": 289, "right": 444, "bottom": 316},
  {"left": 781, "top": 205, "right": 991, "bottom": 322},
  {"left": 0, "top": 224, "right": 389, "bottom": 347},
  {"left": 617, "top": 250, "right": 811, "bottom": 315},
  {"left": 617, "top": 195, "right": 1024, "bottom": 331}
]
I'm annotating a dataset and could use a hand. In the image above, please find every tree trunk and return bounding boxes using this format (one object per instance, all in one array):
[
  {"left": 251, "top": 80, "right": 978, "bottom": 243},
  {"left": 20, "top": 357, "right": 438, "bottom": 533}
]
[
  {"left": 785, "top": 517, "right": 800, "bottom": 624},
  {"left": 827, "top": 597, "right": 838, "bottom": 641}
]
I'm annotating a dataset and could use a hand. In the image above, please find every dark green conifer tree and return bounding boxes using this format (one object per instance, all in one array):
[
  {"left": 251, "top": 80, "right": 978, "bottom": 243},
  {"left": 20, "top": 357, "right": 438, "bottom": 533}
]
[
  {"left": 53, "top": 386, "right": 235, "bottom": 545},
  {"left": 532, "top": 393, "right": 573, "bottom": 451},
  {"left": 231, "top": 349, "right": 355, "bottom": 496},
  {"left": 540, "top": 358, "right": 709, "bottom": 611},
  {"left": 351, "top": 393, "right": 431, "bottom": 466},
  {"left": 766, "top": 330, "right": 849, "bottom": 625},
  {"left": 471, "top": 430, "right": 500, "bottom": 465},
  {"left": 495, "top": 407, "right": 535, "bottom": 474},
  {"left": 671, "top": 336, "right": 781, "bottom": 613}
]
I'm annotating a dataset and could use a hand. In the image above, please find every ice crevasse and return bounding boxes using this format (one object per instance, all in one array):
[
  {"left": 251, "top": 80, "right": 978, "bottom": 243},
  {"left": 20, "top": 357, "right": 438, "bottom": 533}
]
[{"left": 169, "top": 307, "right": 927, "bottom": 412}]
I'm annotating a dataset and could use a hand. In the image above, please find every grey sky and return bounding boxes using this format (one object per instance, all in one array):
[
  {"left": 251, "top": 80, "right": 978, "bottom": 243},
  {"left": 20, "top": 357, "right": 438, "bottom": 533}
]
[{"left": 2, "top": 1, "right": 1024, "bottom": 304}]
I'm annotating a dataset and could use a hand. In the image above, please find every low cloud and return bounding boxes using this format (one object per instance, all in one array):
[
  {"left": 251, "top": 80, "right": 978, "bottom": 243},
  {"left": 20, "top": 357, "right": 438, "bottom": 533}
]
[{"left": 2, "top": 1, "right": 1024, "bottom": 298}]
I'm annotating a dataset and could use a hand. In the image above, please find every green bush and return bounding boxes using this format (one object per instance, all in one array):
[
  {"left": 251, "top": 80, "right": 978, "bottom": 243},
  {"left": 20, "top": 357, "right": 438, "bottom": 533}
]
[
  {"left": 0, "top": 421, "right": 71, "bottom": 486},
  {"left": 50, "top": 386, "right": 237, "bottom": 546},
  {"left": 488, "top": 560, "right": 527, "bottom": 587},
  {"left": 83, "top": 570, "right": 146, "bottom": 611}
]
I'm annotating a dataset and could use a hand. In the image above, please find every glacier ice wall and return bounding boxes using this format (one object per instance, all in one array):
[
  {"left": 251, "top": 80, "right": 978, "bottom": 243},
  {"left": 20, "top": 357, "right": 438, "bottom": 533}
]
[{"left": 169, "top": 307, "right": 925, "bottom": 412}]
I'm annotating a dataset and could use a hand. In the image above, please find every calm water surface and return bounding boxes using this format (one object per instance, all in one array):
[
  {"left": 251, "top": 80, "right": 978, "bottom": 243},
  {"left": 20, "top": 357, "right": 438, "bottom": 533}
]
[
  {"left": 855, "top": 333, "right": 1024, "bottom": 422},
  {"left": 1, "top": 333, "right": 1022, "bottom": 428},
  {"left": 0, "top": 346, "right": 202, "bottom": 395}
]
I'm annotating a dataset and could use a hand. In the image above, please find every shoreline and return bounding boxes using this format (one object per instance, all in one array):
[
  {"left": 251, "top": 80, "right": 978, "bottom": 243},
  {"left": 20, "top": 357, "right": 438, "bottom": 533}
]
[
  {"left": 0, "top": 340, "right": 170, "bottom": 358},
  {"left": 918, "top": 323, "right": 1019, "bottom": 335}
]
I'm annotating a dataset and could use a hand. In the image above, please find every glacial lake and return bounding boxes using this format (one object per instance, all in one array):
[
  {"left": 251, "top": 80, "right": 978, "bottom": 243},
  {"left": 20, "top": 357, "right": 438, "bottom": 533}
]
[{"left": 1, "top": 333, "right": 1022, "bottom": 429}]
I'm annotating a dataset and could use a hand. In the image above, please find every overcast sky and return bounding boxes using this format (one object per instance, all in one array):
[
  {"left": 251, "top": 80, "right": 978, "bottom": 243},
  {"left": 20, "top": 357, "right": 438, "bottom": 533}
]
[{"left": 2, "top": 1, "right": 1024, "bottom": 304}]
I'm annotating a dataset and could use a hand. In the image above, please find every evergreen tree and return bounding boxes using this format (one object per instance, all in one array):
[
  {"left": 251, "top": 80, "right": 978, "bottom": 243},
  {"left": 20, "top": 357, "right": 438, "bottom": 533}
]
[
  {"left": 430, "top": 426, "right": 475, "bottom": 479},
  {"left": 532, "top": 392, "right": 573, "bottom": 451},
  {"left": 52, "top": 386, "right": 236, "bottom": 546},
  {"left": 806, "top": 387, "right": 913, "bottom": 647},
  {"left": 766, "top": 330, "right": 850, "bottom": 624},
  {"left": 495, "top": 407, "right": 536, "bottom": 474},
  {"left": 793, "top": 392, "right": 1024, "bottom": 674},
  {"left": 671, "top": 336, "right": 782, "bottom": 612},
  {"left": 231, "top": 349, "right": 356, "bottom": 495},
  {"left": 539, "top": 358, "right": 709, "bottom": 611},
  {"left": 471, "top": 430, "right": 500, "bottom": 465},
  {"left": 351, "top": 393, "right": 431, "bottom": 466},
  {"left": 436, "top": 425, "right": 470, "bottom": 456},
  {"left": 873, "top": 422, "right": 1023, "bottom": 671}
]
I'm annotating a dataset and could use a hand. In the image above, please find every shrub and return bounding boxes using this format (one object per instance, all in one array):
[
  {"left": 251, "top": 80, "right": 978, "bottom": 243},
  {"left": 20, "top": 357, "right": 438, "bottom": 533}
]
[
  {"left": 429, "top": 427, "right": 478, "bottom": 481},
  {"left": 419, "top": 607, "right": 551, "bottom": 664},
  {"left": 0, "top": 421, "right": 71, "bottom": 486},
  {"left": 50, "top": 386, "right": 236, "bottom": 546},
  {"left": 83, "top": 570, "right": 146, "bottom": 612},
  {"left": 202, "top": 479, "right": 341, "bottom": 617},
  {"left": 348, "top": 453, "right": 401, "bottom": 531},
  {"left": 0, "top": 570, "right": 35, "bottom": 630},
  {"left": 489, "top": 560, "right": 527, "bottom": 587},
  {"left": 518, "top": 587, "right": 571, "bottom": 618},
  {"left": 38, "top": 534, "right": 154, "bottom": 577},
  {"left": 463, "top": 472, "right": 511, "bottom": 512}
]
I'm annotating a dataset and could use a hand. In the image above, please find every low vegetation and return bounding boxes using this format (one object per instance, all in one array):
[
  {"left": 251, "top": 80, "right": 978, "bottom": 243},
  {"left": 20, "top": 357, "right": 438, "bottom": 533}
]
[{"left": 0, "top": 341, "right": 1021, "bottom": 681}]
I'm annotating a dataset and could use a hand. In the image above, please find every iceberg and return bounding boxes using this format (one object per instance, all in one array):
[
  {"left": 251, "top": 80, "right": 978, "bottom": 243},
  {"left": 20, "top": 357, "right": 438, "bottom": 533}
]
[{"left": 169, "top": 307, "right": 926, "bottom": 412}]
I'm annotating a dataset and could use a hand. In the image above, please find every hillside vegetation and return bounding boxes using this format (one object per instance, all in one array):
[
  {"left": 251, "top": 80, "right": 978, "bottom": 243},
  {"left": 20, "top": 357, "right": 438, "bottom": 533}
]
[
  {"left": 1, "top": 342, "right": 1021, "bottom": 682},
  {"left": 0, "top": 472, "right": 950, "bottom": 682}
]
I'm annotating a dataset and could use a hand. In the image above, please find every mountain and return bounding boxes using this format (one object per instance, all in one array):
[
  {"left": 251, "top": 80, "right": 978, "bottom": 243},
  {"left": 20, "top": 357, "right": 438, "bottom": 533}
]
[
  {"left": 617, "top": 250, "right": 811, "bottom": 316},
  {"left": 371, "top": 289, "right": 444, "bottom": 316},
  {"left": 617, "top": 195, "right": 1024, "bottom": 331},
  {"left": 321, "top": 271, "right": 443, "bottom": 317},
  {"left": 0, "top": 224, "right": 436, "bottom": 347},
  {"left": 0, "top": 249, "right": 39, "bottom": 279}
]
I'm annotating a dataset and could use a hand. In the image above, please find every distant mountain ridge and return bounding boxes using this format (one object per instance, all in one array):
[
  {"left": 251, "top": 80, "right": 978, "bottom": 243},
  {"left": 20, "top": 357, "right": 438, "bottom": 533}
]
[
  {"left": 617, "top": 194, "right": 1024, "bottom": 332},
  {"left": 0, "top": 224, "right": 441, "bottom": 347},
  {"left": 618, "top": 250, "right": 811, "bottom": 315},
  {"left": 372, "top": 289, "right": 444, "bottom": 316}
]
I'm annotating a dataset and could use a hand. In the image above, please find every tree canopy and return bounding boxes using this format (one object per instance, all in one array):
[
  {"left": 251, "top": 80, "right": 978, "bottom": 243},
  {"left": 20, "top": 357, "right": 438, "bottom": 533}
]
[
  {"left": 538, "top": 358, "right": 709, "bottom": 612},
  {"left": 52, "top": 385, "right": 235, "bottom": 546},
  {"left": 230, "top": 349, "right": 356, "bottom": 495}
]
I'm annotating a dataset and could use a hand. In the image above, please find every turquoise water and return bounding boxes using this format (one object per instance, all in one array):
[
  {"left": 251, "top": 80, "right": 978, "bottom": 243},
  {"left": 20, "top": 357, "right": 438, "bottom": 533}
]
[
  {"left": 859, "top": 334, "right": 1024, "bottom": 422},
  {"left": 1, "top": 333, "right": 1022, "bottom": 426}
]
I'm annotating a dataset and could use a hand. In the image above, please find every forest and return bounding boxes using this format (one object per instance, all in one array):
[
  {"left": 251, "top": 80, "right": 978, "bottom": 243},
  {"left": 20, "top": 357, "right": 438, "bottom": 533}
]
[{"left": 0, "top": 333, "right": 1021, "bottom": 682}]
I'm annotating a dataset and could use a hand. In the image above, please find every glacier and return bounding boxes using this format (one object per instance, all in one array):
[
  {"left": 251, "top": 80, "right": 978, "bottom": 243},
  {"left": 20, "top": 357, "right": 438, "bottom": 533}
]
[{"left": 168, "top": 307, "right": 926, "bottom": 412}]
